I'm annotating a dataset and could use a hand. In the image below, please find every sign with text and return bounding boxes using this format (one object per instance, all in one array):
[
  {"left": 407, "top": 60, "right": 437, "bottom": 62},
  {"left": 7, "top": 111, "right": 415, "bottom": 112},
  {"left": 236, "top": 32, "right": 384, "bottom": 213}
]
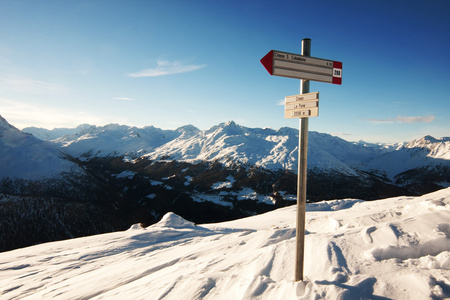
[
  {"left": 261, "top": 50, "right": 342, "bottom": 85},
  {"left": 284, "top": 92, "right": 319, "bottom": 119}
]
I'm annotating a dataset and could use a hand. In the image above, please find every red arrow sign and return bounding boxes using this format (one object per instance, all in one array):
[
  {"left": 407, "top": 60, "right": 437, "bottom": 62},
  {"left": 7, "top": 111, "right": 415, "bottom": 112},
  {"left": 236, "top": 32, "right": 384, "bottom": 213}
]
[
  {"left": 260, "top": 50, "right": 274, "bottom": 75},
  {"left": 260, "top": 50, "right": 342, "bottom": 85}
]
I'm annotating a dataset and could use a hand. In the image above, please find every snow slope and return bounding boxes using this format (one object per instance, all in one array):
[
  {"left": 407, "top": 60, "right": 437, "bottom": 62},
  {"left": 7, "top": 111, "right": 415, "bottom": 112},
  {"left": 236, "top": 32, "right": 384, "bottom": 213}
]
[
  {"left": 1, "top": 188, "right": 449, "bottom": 299},
  {"left": 0, "top": 115, "right": 81, "bottom": 180}
]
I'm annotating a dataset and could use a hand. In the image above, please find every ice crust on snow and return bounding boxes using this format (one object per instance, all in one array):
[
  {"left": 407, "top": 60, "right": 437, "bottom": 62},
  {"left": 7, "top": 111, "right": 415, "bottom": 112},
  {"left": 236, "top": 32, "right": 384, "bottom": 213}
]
[{"left": 1, "top": 188, "right": 449, "bottom": 299}]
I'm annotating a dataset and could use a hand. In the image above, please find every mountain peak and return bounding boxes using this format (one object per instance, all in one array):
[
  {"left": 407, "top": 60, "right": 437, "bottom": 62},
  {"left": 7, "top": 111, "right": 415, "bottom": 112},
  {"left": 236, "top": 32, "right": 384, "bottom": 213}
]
[
  {"left": 404, "top": 135, "right": 441, "bottom": 149},
  {"left": 219, "top": 120, "right": 242, "bottom": 135},
  {"left": 224, "top": 120, "right": 237, "bottom": 127},
  {"left": 176, "top": 124, "right": 200, "bottom": 133},
  {"left": 0, "top": 114, "right": 17, "bottom": 133},
  {"left": 76, "top": 124, "right": 95, "bottom": 130},
  {"left": 422, "top": 135, "right": 437, "bottom": 143},
  {"left": 276, "top": 127, "right": 297, "bottom": 136}
]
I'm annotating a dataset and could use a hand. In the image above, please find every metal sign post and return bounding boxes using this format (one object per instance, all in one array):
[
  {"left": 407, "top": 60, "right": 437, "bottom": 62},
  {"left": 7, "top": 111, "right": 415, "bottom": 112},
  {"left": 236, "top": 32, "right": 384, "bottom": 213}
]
[
  {"left": 260, "top": 38, "right": 342, "bottom": 282},
  {"left": 295, "top": 38, "right": 310, "bottom": 282}
]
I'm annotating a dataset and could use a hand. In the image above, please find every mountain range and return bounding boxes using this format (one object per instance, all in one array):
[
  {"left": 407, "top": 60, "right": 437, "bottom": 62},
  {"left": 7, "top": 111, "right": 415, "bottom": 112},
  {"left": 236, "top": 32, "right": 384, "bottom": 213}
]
[
  {"left": 24, "top": 120, "right": 392, "bottom": 173},
  {"left": 1, "top": 115, "right": 449, "bottom": 251},
  {"left": 22, "top": 120, "right": 450, "bottom": 178}
]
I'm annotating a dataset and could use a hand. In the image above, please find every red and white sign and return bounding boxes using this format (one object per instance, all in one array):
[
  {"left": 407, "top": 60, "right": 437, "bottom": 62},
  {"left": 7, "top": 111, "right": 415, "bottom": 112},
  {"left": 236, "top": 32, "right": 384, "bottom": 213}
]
[{"left": 260, "top": 50, "right": 342, "bottom": 85}]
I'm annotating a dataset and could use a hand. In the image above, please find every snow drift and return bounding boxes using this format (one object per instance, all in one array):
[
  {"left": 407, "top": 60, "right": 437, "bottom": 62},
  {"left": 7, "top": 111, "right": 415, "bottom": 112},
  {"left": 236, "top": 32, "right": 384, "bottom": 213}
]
[{"left": 1, "top": 188, "right": 449, "bottom": 299}]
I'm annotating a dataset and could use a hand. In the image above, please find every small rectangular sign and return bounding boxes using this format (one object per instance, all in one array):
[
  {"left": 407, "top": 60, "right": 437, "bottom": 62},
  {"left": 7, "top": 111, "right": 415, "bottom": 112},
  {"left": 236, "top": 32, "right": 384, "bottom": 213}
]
[
  {"left": 285, "top": 92, "right": 319, "bottom": 104},
  {"left": 285, "top": 107, "right": 319, "bottom": 119},
  {"left": 285, "top": 100, "right": 318, "bottom": 111}
]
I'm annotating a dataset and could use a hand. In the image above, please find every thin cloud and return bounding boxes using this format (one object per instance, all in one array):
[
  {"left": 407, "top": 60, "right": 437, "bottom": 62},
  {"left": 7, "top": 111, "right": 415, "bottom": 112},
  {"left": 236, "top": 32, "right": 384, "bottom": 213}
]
[
  {"left": 277, "top": 99, "right": 284, "bottom": 106},
  {"left": 397, "top": 115, "right": 435, "bottom": 123},
  {"left": 363, "top": 115, "right": 435, "bottom": 124},
  {"left": 112, "top": 97, "right": 134, "bottom": 101},
  {"left": 0, "top": 76, "right": 68, "bottom": 95},
  {"left": 128, "top": 60, "right": 207, "bottom": 77}
]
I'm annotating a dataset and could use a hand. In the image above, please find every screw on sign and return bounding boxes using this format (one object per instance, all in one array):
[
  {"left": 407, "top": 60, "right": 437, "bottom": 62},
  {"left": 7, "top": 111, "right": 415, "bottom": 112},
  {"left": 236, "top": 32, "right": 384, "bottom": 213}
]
[{"left": 260, "top": 38, "right": 342, "bottom": 282}]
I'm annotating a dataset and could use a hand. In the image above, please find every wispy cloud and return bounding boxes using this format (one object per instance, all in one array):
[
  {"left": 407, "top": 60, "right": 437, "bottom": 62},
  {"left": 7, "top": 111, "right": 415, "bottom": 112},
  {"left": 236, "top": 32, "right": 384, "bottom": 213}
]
[
  {"left": 277, "top": 99, "right": 284, "bottom": 106},
  {"left": 112, "top": 97, "right": 134, "bottom": 101},
  {"left": 128, "top": 60, "right": 207, "bottom": 77},
  {"left": 0, "top": 76, "right": 68, "bottom": 95},
  {"left": 363, "top": 115, "right": 435, "bottom": 124}
]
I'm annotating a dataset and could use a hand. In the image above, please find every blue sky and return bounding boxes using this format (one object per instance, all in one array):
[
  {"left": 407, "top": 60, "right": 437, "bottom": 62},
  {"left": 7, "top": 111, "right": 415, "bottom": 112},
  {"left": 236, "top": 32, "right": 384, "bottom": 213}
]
[{"left": 0, "top": 0, "right": 449, "bottom": 143}]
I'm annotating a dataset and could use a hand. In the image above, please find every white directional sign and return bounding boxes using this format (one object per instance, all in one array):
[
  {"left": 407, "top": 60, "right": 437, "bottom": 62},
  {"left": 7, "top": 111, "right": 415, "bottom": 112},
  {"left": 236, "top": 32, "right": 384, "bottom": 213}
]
[
  {"left": 284, "top": 92, "right": 319, "bottom": 119},
  {"left": 261, "top": 50, "right": 342, "bottom": 85},
  {"left": 285, "top": 92, "right": 319, "bottom": 103}
]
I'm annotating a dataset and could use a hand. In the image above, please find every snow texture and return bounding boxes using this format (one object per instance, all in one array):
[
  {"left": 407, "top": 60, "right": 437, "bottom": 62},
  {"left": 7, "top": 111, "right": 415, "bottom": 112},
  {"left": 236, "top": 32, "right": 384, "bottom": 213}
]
[{"left": 1, "top": 187, "right": 449, "bottom": 299}]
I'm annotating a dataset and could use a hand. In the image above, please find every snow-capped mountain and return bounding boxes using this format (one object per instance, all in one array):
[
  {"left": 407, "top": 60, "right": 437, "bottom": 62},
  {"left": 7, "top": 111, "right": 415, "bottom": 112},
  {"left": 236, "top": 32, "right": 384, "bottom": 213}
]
[
  {"left": 50, "top": 123, "right": 199, "bottom": 159},
  {"left": 405, "top": 135, "right": 450, "bottom": 158},
  {"left": 24, "top": 120, "right": 450, "bottom": 181},
  {"left": 20, "top": 124, "right": 85, "bottom": 141},
  {"left": 364, "top": 135, "right": 450, "bottom": 179},
  {"left": 24, "top": 120, "right": 392, "bottom": 175},
  {"left": 0, "top": 115, "right": 82, "bottom": 180},
  {"left": 21, "top": 118, "right": 450, "bottom": 198}
]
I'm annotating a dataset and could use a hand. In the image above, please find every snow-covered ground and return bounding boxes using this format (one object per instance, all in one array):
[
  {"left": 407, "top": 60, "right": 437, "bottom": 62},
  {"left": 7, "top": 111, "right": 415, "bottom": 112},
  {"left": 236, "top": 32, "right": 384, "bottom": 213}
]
[{"left": 1, "top": 188, "right": 449, "bottom": 299}]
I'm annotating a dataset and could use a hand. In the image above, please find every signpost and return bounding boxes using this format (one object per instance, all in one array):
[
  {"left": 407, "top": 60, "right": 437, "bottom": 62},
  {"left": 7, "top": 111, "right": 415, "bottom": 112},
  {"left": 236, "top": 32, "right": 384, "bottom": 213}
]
[{"left": 260, "top": 39, "right": 342, "bottom": 282}]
